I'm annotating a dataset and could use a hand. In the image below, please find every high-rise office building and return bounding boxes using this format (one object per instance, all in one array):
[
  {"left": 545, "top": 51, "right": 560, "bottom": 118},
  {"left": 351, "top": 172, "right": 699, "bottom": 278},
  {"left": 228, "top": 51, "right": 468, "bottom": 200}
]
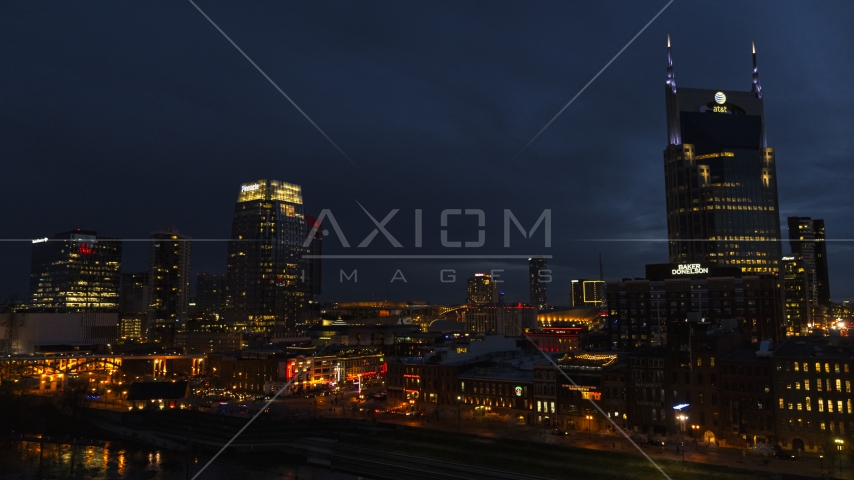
[
  {"left": 663, "top": 38, "right": 782, "bottom": 273},
  {"left": 304, "top": 215, "right": 323, "bottom": 327},
  {"left": 120, "top": 272, "right": 149, "bottom": 342},
  {"left": 787, "top": 216, "right": 831, "bottom": 328},
  {"left": 782, "top": 255, "right": 811, "bottom": 336},
  {"left": 812, "top": 220, "right": 830, "bottom": 304},
  {"left": 225, "top": 180, "right": 310, "bottom": 338},
  {"left": 528, "top": 258, "right": 548, "bottom": 311},
  {"left": 147, "top": 229, "right": 191, "bottom": 346},
  {"left": 305, "top": 215, "right": 322, "bottom": 301},
  {"left": 787, "top": 216, "right": 831, "bottom": 305},
  {"left": 466, "top": 273, "right": 498, "bottom": 305},
  {"left": 29, "top": 229, "right": 122, "bottom": 312}
]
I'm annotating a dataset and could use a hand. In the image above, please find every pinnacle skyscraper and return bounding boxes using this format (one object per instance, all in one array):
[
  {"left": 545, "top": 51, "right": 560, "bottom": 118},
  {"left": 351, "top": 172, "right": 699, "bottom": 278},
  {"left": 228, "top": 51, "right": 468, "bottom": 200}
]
[
  {"left": 225, "top": 180, "right": 311, "bottom": 338},
  {"left": 663, "top": 38, "right": 782, "bottom": 273}
]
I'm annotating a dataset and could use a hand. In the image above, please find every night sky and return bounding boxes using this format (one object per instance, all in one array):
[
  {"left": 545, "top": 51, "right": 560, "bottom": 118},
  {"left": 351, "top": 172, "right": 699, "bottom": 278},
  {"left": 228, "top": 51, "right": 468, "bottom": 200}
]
[{"left": 1, "top": 1, "right": 852, "bottom": 306}]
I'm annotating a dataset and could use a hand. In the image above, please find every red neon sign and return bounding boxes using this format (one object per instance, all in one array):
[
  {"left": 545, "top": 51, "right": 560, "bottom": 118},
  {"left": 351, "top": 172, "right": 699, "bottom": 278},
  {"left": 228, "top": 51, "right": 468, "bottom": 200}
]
[{"left": 78, "top": 243, "right": 94, "bottom": 255}]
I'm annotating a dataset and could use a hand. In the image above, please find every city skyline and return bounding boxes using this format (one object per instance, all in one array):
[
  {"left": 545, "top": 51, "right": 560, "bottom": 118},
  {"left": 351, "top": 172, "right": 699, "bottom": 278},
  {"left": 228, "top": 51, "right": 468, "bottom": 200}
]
[
  {"left": 1, "top": 2, "right": 852, "bottom": 306},
  {"left": 3, "top": 4, "right": 854, "bottom": 479}
]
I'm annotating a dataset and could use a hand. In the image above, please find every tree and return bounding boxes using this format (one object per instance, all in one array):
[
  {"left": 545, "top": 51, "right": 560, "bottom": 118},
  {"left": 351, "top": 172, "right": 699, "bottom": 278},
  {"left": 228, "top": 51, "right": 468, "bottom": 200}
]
[
  {"left": 820, "top": 437, "right": 840, "bottom": 472},
  {"left": 61, "top": 378, "right": 92, "bottom": 421}
]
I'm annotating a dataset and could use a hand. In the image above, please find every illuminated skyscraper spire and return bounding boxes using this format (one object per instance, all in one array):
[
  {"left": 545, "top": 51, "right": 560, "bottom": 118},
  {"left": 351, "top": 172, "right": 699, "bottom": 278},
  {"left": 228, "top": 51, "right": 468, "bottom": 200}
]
[
  {"left": 666, "top": 34, "right": 676, "bottom": 94},
  {"left": 751, "top": 39, "right": 762, "bottom": 99}
]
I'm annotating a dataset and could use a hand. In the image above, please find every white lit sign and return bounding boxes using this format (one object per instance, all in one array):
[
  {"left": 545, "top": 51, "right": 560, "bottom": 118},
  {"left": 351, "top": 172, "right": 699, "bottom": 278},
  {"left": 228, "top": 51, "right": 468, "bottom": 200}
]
[
  {"left": 714, "top": 92, "right": 726, "bottom": 104},
  {"left": 673, "top": 404, "right": 689, "bottom": 410},
  {"left": 672, "top": 264, "right": 709, "bottom": 275},
  {"left": 782, "top": 256, "right": 795, "bottom": 261},
  {"left": 241, "top": 183, "right": 260, "bottom": 192},
  {"left": 32, "top": 238, "right": 48, "bottom": 244}
]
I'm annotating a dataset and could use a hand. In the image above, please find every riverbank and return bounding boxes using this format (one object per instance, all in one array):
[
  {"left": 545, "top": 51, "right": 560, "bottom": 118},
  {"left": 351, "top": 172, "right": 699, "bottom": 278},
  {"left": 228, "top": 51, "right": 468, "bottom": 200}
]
[{"left": 0, "top": 396, "right": 821, "bottom": 480}]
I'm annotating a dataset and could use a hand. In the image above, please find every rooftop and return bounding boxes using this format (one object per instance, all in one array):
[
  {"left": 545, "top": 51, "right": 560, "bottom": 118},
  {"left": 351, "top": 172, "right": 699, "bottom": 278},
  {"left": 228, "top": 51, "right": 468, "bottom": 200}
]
[
  {"left": 773, "top": 336, "right": 853, "bottom": 359},
  {"left": 720, "top": 347, "right": 770, "bottom": 364}
]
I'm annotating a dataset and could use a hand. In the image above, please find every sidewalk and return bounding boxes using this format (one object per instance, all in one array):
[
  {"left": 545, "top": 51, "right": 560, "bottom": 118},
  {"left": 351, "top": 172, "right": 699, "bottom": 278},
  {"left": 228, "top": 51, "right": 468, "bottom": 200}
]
[{"left": 372, "top": 413, "right": 851, "bottom": 479}]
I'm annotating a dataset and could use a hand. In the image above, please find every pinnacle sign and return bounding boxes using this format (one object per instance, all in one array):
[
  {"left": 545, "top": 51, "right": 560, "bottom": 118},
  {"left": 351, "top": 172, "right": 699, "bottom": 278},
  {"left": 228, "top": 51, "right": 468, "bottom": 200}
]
[{"left": 671, "top": 263, "right": 709, "bottom": 275}]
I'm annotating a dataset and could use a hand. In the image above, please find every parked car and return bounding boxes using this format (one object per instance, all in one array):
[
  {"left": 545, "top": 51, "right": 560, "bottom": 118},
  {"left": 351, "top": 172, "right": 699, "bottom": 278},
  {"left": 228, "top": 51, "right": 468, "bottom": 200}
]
[
  {"left": 774, "top": 451, "right": 795, "bottom": 460},
  {"left": 646, "top": 438, "right": 664, "bottom": 447},
  {"left": 551, "top": 429, "right": 567, "bottom": 436},
  {"left": 304, "top": 393, "right": 316, "bottom": 398}
]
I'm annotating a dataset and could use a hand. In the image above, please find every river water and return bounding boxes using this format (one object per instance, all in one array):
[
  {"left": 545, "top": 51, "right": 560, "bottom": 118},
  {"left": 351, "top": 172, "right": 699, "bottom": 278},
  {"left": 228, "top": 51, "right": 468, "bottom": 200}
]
[{"left": 0, "top": 439, "right": 373, "bottom": 480}]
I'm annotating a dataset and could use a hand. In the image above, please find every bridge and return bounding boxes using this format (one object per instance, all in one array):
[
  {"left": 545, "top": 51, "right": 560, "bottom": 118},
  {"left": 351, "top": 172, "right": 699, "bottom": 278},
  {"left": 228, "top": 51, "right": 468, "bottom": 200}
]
[{"left": 0, "top": 353, "right": 205, "bottom": 391}]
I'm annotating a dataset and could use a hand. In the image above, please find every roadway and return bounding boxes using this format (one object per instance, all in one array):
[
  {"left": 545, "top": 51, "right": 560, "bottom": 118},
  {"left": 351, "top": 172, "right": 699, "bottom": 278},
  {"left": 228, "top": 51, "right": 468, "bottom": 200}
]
[{"left": 370, "top": 414, "right": 851, "bottom": 479}]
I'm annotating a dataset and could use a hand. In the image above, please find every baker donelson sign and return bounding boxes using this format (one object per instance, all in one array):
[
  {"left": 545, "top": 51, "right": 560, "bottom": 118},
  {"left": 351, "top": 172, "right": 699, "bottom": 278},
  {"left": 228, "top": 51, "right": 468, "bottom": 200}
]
[{"left": 672, "top": 264, "right": 709, "bottom": 275}]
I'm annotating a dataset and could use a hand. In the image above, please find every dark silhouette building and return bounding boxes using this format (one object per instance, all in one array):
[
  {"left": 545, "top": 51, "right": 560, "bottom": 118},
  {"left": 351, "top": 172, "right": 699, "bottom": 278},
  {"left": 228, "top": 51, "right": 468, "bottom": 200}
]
[
  {"left": 528, "top": 258, "right": 548, "bottom": 311},
  {"left": 195, "top": 272, "right": 226, "bottom": 322},
  {"left": 787, "top": 216, "right": 831, "bottom": 307},
  {"left": 120, "top": 272, "right": 149, "bottom": 342},
  {"left": 787, "top": 217, "right": 831, "bottom": 329},
  {"left": 148, "top": 229, "right": 192, "bottom": 346}
]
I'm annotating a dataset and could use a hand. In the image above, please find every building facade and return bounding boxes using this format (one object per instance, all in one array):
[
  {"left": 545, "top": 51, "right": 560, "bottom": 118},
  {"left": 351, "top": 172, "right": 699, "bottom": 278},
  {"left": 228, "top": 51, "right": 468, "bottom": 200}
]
[
  {"left": 607, "top": 264, "right": 783, "bottom": 351},
  {"left": 783, "top": 256, "right": 812, "bottom": 336},
  {"left": 29, "top": 230, "right": 122, "bottom": 313},
  {"left": 467, "top": 273, "right": 498, "bottom": 305},
  {"left": 719, "top": 348, "right": 775, "bottom": 448},
  {"left": 788, "top": 216, "right": 831, "bottom": 328},
  {"left": 225, "top": 180, "right": 311, "bottom": 338},
  {"left": 120, "top": 272, "right": 149, "bottom": 343},
  {"left": 0, "top": 312, "right": 119, "bottom": 354},
  {"left": 195, "top": 273, "right": 226, "bottom": 322},
  {"left": 529, "top": 258, "right": 548, "bottom": 311},
  {"left": 148, "top": 229, "right": 192, "bottom": 346},
  {"left": 463, "top": 304, "right": 536, "bottom": 336},
  {"left": 773, "top": 336, "right": 853, "bottom": 454},
  {"left": 570, "top": 279, "right": 605, "bottom": 308},
  {"left": 663, "top": 39, "right": 782, "bottom": 273}
]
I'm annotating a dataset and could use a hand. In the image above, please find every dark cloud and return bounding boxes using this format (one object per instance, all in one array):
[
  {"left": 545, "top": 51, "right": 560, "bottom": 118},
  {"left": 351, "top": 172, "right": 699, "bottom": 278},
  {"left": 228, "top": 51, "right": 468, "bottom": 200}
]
[{"left": 1, "top": 1, "right": 852, "bottom": 305}]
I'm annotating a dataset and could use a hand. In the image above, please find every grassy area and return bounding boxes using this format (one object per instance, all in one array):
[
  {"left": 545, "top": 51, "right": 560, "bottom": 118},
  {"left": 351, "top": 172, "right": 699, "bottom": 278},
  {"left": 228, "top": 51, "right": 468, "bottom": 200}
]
[{"left": 340, "top": 427, "right": 773, "bottom": 480}]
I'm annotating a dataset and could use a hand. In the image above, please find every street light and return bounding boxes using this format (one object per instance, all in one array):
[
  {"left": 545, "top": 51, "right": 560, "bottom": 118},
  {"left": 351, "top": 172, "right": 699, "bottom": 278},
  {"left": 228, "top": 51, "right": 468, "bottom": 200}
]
[
  {"left": 585, "top": 415, "right": 593, "bottom": 432},
  {"left": 836, "top": 439, "right": 844, "bottom": 473},
  {"left": 691, "top": 425, "right": 700, "bottom": 451},
  {"left": 456, "top": 396, "right": 462, "bottom": 432},
  {"left": 676, "top": 414, "right": 688, "bottom": 462}
]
